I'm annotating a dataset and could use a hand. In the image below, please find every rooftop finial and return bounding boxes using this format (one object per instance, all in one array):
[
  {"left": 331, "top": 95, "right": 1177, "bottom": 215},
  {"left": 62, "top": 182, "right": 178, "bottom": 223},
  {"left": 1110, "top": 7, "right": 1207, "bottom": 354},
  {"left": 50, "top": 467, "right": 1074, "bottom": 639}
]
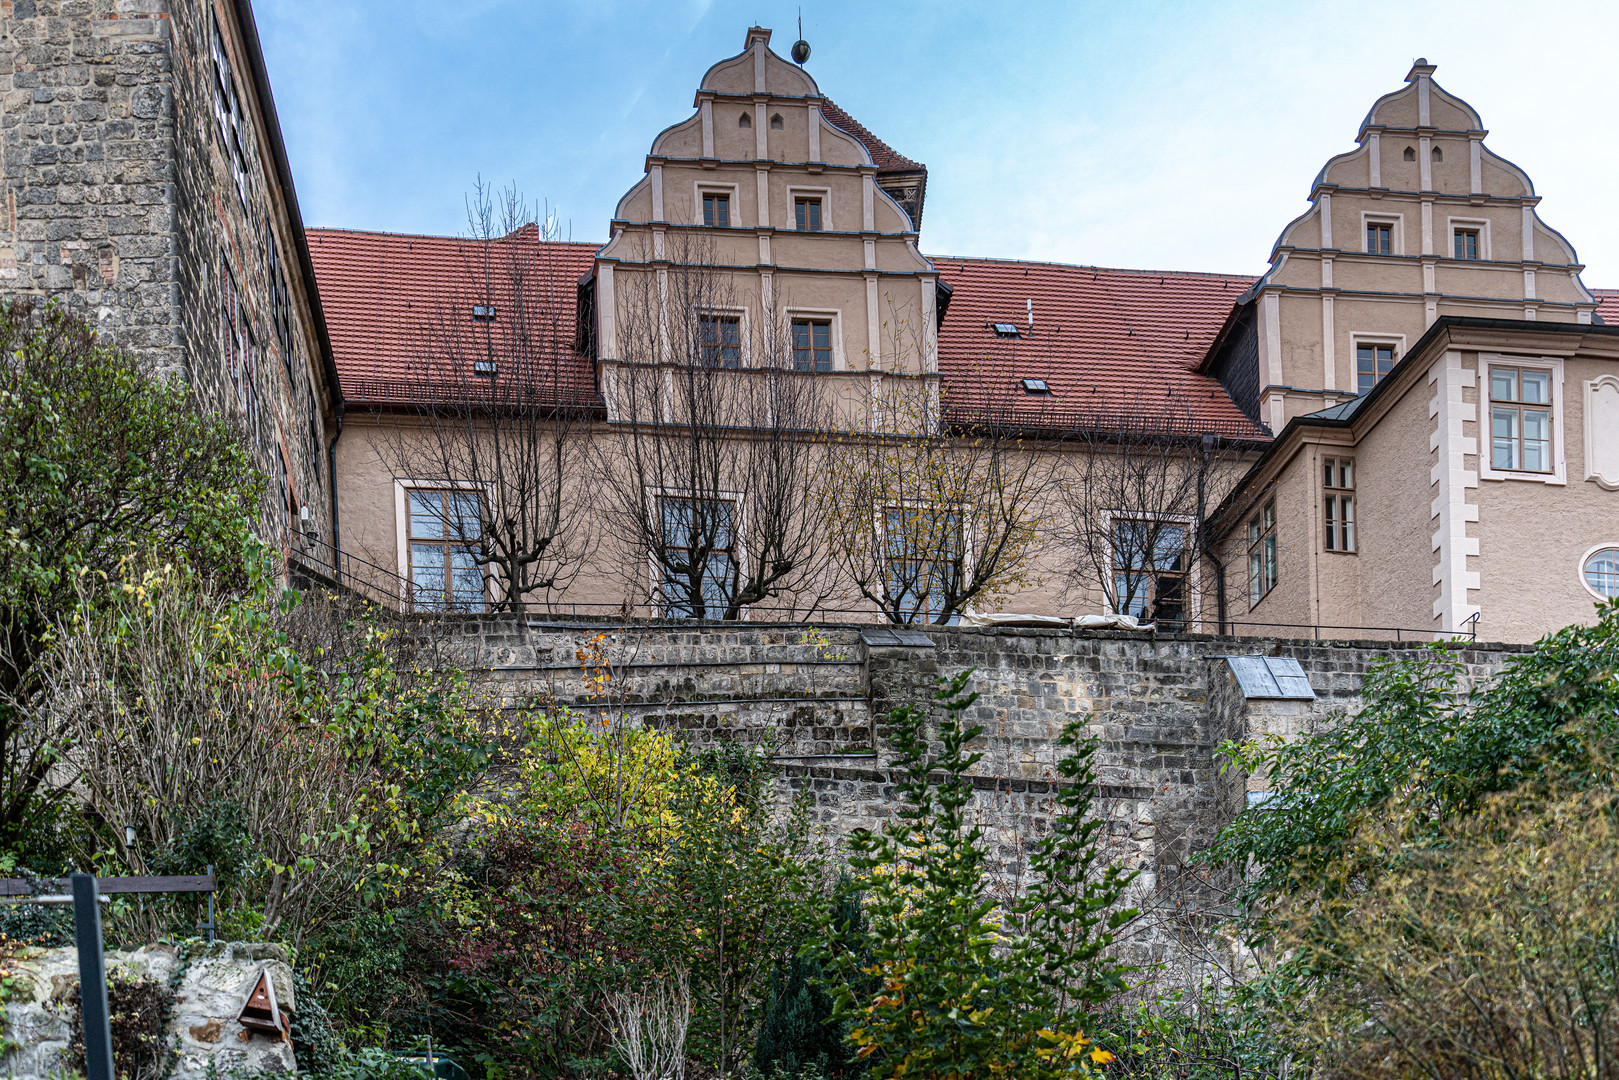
[{"left": 791, "top": 10, "right": 811, "bottom": 65}]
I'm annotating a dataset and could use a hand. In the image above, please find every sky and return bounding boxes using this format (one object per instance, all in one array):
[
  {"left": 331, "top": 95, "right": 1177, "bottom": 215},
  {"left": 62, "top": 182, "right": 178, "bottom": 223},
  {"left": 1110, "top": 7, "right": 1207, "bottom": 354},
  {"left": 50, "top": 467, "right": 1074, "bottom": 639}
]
[{"left": 256, "top": 0, "right": 1619, "bottom": 284}]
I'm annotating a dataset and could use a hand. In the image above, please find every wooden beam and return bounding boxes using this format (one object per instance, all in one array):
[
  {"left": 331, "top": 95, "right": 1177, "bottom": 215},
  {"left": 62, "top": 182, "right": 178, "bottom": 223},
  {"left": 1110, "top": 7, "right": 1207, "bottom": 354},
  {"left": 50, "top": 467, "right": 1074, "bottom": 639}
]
[{"left": 0, "top": 873, "right": 214, "bottom": 897}]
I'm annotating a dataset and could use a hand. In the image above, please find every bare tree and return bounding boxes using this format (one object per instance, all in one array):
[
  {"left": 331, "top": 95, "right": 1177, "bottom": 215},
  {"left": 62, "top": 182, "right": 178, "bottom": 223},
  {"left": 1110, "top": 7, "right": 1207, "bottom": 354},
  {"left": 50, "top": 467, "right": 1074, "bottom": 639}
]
[
  {"left": 1051, "top": 407, "right": 1245, "bottom": 630},
  {"left": 820, "top": 356, "right": 1052, "bottom": 625},
  {"left": 376, "top": 180, "right": 593, "bottom": 612},
  {"left": 593, "top": 237, "right": 834, "bottom": 620}
]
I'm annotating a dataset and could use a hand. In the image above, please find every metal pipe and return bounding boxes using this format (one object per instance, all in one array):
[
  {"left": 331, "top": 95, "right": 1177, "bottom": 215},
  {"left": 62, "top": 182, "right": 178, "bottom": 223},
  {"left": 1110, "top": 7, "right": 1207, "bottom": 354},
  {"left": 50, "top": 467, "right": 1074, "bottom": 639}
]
[
  {"left": 326, "top": 404, "right": 345, "bottom": 584},
  {"left": 72, "top": 874, "right": 114, "bottom": 1080}
]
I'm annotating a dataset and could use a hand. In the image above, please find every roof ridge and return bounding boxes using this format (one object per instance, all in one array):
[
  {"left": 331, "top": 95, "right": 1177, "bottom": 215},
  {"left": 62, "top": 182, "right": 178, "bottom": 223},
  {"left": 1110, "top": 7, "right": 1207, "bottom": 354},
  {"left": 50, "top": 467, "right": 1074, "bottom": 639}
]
[
  {"left": 928, "top": 253, "right": 1256, "bottom": 280},
  {"left": 308, "top": 224, "right": 600, "bottom": 248}
]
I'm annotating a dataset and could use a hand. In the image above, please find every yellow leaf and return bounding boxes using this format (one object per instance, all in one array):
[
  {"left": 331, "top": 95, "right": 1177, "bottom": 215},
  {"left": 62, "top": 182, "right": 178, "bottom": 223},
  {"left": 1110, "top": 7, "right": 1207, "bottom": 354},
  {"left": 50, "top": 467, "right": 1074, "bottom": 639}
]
[{"left": 1090, "top": 1049, "right": 1115, "bottom": 1064}]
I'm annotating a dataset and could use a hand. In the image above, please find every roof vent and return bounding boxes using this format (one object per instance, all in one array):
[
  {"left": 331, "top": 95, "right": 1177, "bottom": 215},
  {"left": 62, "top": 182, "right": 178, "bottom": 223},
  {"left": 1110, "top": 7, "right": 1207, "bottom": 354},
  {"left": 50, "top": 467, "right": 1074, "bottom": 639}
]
[
  {"left": 1021, "top": 378, "right": 1052, "bottom": 395},
  {"left": 991, "top": 322, "right": 1021, "bottom": 338}
]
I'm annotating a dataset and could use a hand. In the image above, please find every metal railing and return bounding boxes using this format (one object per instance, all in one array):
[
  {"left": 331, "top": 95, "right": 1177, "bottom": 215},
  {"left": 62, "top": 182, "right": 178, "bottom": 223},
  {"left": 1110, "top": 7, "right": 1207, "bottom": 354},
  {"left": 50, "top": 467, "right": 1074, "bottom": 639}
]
[{"left": 281, "top": 545, "right": 1485, "bottom": 644}]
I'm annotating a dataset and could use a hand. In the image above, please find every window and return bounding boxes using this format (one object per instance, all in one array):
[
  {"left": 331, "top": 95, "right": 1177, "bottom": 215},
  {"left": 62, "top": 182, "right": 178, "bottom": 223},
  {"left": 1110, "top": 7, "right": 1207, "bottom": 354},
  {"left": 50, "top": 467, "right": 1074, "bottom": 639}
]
[
  {"left": 702, "top": 192, "right": 730, "bottom": 228},
  {"left": 1431, "top": 145, "right": 1443, "bottom": 162},
  {"left": 1112, "top": 519, "right": 1187, "bottom": 626},
  {"left": 1366, "top": 222, "right": 1392, "bottom": 255},
  {"left": 791, "top": 318, "right": 832, "bottom": 372},
  {"left": 210, "top": 16, "right": 247, "bottom": 207},
  {"left": 1323, "top": 457, "right": 1356, "bottom": 553},
  {"left": 1453, "top": 228, "right": 1480, "bottom": 260},
  {"left": 472, "top": 304, "right": 497, "bottom": 321},
  {"left": 407, "top": 489, "right": 484, "bottom": 612},
  {"left": 221, "top": 262, "right": 258, "bottom": 433},
  {"left": 991, "top": 322, "right": 1021, "bottom": 338},
  {"left": 473, "top": 360, "right": 498, "bottom": 376},
  {"left": 1020, "top": 378, "right": 1051, "bottom": 395},
  {"left": 1402, "top": 145, "right": 1416, "bottom": 161},
  {"left": 738, "top": 113, "right": 751, "bottom": 128},
  {"left": 770, "top": 113, "right": 784, "bottom": 130},
  {"left": 1584, "top": 547, "right": 1619, "bottom": 599},
  {"left": 660, "top": 496, "right": 734, "bottom": 618},
  {"left": 1247, "top": 500, "right": 1277, "bottom": 608},
  {"left": 1489, "top": 365, "right": 1553, "bottom": 473},
  {"left": 698, "top": 315, "right": 741, "bottom": 368},
  {"left": 884, "top": 506, "right": 961, "bottom": 624},
  {"left": 306, "top": 387, "right": 322, "bottom": 489},
  {"left": 266, "top": 224, "right": 293, "bottom": 381},
  {"left": 794, "top": 197, "right": 822, "bottom": 232},
  {"left": 1356, "top": 342, "right": 1396, "bottom": 395}
]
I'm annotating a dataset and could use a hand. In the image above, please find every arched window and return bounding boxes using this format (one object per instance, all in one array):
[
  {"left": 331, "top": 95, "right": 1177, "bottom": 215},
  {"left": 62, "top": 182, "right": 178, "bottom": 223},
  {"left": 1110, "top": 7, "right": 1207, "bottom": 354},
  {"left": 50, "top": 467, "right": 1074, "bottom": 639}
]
[
  {"left": 739, "top": 113, "right": 751, "bottom": 128},
  {"left": 1403, "top": 146, "right": 1416, "bottom": 161},
  {"left": 1432, "top": 145, "right": 1443, "bottom": 162},
  {"left": 1584, "top": 547, "right": 1619, "bottom": 599},
  {"left": 770, "top": 113, "right": 784, "bottom": 130}
]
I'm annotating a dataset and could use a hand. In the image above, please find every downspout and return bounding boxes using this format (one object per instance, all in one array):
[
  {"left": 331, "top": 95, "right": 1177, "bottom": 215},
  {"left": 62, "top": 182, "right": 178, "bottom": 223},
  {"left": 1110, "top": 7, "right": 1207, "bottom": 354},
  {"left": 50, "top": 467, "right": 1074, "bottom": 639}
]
[
  {"left": 326, "top": 404, "right": 345, "bottom": 583},
  {"left": 1199, "top": 433, "right": 1228, "bottom": 635}
]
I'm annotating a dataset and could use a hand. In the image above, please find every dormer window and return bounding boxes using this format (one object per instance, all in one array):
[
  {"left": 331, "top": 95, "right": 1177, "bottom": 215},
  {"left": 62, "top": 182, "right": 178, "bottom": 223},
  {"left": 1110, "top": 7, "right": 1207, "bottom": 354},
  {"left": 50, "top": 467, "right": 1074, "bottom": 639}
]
[
  {"left": 472, "top": 304, "right": 496, "bottom": 321},
  {"left": 991, "top": 322, "right": 1021, "bottom": 338},
  {"left": 702, "top": 192, "right": 730, "bottom": 228},
  {"left": 1020, "top": 378, "right": 1051, "bottom": 395}
]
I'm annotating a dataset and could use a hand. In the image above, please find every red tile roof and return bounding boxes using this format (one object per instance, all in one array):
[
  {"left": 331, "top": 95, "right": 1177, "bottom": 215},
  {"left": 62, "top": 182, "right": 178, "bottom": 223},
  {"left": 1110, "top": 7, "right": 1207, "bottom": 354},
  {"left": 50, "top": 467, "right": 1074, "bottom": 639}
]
[
  {"left": 1595, "top": 288, "right": 1619, "bottom": 325},
  {"left": 308, "top": 225, "right": 1263, "bottom": 438},
  {"left": 820, "top": 98, "right": 923, "bottom": 174},
  {"left": 306, "top": 226, "right": 599, "bottom": 407},
  {"left": 930, "top": 257, "right": 1267, "bottom": 440}
]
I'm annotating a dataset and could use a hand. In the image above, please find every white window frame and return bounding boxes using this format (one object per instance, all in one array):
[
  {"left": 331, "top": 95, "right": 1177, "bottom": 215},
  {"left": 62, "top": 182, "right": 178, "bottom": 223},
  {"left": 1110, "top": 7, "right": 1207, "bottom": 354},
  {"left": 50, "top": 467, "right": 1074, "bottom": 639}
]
[
  {"left": 1579, "top": 543, "right": 1619, "bottom": 602},
  {"left": 785, "top": 185, "right": 834, "bottom": 232},
  {"left": 1349, "top": 332, "right": 1406, "bottom": 395},
  {"left": 1477, "top": 353, "right": 1566, "bottom": 485},
  {"left": 1098, "top": 508, "right": 1199, "bottom": 625},
  {"left": 1446, "top": 216, "right": 1491, "bottom": 261},
  {"left": 693, "top": 181, "right": 741, "bottom": 229},
  {"left": 784, "top": 307, "right": 844, "bottom": 371},
  {"left": 1321, "top": 456, "right": 1356, "bottom": 554},
  {"left": 1360, "top": 212, "right": 1404, "bottom": 256},
  {"left": 393, "top": 479, "right": 495, "bottom": 610},
  {"left": 645, "top": 486, "right": 748, "bottom": 620}
]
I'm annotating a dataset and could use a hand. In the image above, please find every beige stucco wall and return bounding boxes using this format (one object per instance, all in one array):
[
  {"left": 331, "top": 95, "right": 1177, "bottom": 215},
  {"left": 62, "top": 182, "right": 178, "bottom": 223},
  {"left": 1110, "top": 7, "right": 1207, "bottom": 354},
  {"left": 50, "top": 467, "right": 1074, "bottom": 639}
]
[{"left": 1468, "top": 352, "right": 1619, "bottom": 638}]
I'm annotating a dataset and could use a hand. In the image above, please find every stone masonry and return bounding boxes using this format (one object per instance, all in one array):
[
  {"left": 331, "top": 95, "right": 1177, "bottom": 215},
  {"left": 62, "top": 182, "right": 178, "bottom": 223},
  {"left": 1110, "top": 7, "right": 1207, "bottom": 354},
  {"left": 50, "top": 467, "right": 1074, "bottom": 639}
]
[
  {"left": 0, "top": 0, "right": 337, "bottom": 551},
  {"left": 1, "top": 940, "right": 297, "bottom": 1080},
  {"left": 445, "top": 615, "right": 1525, "bottom": 977}
]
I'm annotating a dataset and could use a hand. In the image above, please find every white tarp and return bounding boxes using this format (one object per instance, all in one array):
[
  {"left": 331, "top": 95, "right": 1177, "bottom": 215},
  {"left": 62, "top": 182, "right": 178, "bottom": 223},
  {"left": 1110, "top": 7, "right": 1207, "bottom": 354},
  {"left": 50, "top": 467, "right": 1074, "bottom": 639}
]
[{"left": 957, "top": 612, "right": 1154, "bottom": 631}]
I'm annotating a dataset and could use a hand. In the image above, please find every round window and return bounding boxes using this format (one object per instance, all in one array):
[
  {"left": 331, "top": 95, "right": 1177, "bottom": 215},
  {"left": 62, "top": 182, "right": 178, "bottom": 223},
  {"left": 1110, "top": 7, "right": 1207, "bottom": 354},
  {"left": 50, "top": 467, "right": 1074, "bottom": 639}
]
[{"left": 1584, "top": 547, "right": 1619, "bottom": 599}]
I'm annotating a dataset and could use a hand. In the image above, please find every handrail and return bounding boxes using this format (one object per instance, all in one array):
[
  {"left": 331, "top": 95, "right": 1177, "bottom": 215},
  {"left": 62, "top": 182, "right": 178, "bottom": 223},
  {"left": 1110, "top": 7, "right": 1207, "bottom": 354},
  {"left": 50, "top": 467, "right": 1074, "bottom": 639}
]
[{"left": 283, "top": 541, "right": 1488, "bottom": 643}]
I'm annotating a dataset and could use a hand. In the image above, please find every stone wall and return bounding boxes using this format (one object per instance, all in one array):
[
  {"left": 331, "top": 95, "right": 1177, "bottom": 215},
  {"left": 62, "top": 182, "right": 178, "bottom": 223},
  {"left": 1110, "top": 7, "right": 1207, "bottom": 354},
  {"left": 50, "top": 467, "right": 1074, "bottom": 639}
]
[
  {"left": 2, "top": 940, "right": 297, "bottom": 1080},
  {"left": 0, "top": 0, "right": 336, "bottom": 549},
  {"left": 448, "top": 615, "right": 1526, "bottom": 976}
]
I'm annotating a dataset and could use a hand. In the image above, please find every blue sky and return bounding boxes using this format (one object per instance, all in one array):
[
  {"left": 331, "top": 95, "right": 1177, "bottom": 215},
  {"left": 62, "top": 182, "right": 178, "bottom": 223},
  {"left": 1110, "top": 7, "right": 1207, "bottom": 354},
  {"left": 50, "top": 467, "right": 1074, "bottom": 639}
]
[{"left": 257, "top": 0, "right": 1619, "bottom": 283}]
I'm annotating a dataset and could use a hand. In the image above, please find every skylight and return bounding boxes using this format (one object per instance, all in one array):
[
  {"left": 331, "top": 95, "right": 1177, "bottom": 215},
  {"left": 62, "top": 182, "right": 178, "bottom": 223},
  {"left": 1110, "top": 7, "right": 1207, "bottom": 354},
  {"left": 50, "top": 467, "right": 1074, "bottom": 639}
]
[
  {"left": 474, "top": 360, "right": 498, "bottom": 376},
  {"left": 991, "top": 322, "right": 1021, "bottom": 338},
  {"left": 472, "top": 304, "right": 497, "bottom": 321},
  {"left": 1021, "top": 378, "right": 1051, "bottom": 395}
]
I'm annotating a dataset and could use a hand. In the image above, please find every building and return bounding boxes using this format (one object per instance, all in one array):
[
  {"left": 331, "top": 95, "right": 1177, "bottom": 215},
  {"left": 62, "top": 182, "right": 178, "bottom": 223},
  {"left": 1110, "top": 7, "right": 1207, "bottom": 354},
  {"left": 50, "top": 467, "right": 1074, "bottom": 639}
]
[
  {"left": 1203, "top": 64, "right": 1619, "bottom": 643},
  {"left": 0, "top": 0, "right": 340, "bottom": 552},
  {"left": 7, "top": 9, "right": 1615, "bottom": 642}
]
